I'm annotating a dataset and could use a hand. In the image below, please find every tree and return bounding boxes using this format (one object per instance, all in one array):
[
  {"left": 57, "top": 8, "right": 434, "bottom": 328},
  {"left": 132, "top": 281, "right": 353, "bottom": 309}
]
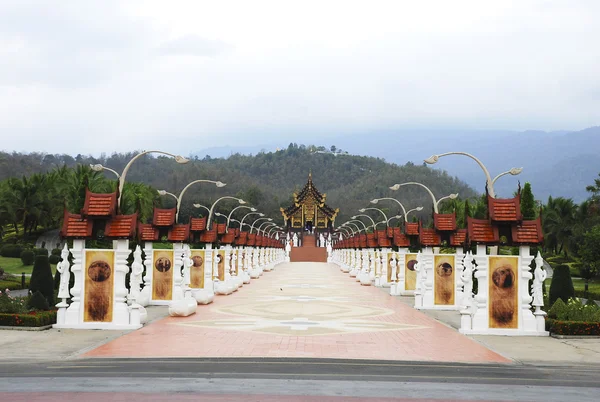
[
  {"left": 520, "top": 182, "right": 536, "bottom": 220},
  {"left": 579, "top": 226, "right": 600, "bottom": 298},
  {"left": 29, "top": 254, "right": 55, "bottom": 307},
  {"left": 548, "top": 264, "right": 575, "bottom": 307}
]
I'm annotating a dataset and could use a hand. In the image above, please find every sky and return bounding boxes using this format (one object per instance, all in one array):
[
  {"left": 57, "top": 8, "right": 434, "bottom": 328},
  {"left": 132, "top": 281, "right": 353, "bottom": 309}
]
[{"left": 1, "top": 0, "right": 598, "bottom": 155}]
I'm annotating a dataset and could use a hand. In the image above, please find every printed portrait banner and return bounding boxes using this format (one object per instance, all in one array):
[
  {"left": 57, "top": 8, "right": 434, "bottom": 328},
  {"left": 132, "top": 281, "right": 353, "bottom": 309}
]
[
  {"left": 152, "top": 249, "right": 174, "bottom": 301},
  {"left": 405, "top": 254, "right": 417, "bottom": 291},
  {"left": 488, "top": 256, "right": 519, "bottom": 329},
  {"left": 84, "top": 250, "right": 115, "bottom": 323},
  {"left": 434, "top": 255, "right": 455, "bottom": 305},
  {"left": 190, "top": 250, "right": 205, "bottom": 289},
  {"left": 216, "top": 250, "right": 226, "bottom": 281}
]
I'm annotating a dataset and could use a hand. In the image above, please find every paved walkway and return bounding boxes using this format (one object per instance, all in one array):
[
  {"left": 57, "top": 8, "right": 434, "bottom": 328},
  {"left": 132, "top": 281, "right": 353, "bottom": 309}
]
[{"left": 84, "top": 262, "right": 508, "bottom": 363}]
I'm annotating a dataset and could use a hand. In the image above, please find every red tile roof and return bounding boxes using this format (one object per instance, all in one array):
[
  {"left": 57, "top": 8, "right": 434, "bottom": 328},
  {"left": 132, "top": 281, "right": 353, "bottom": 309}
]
[
  {"left": 220, "top": 232, "right": 235, "bottom": 244},
  {"left": 60, "top": 210, "right": 93, "bottom": 239},
  {"left": 199, "top": 229, "right": 217, "bottom": 243},
  {"left": 405, "top": 222, "right": 419, "bottom": 236},
  {"left": 511, "top": 218, "right": 544, "bottom": 244},
  {"left": 449, "top": 229, "right": 468, "bottom": 247},
  {"left": 138, "top": 223, "right": 159, "bottom": 242},
  {"left": 434, "top": 213, "right": 457, "bottom": 231},
  {"left": 216, "top": 223, "right": 227, "bottom": 235},
  {"left": 419, "top": 227, "right": 442, "bottom": 246},
  {"left": 82, "top": 189, "right": 117, "bottom": 217},
  {"left": 104, "top": 214, "right": 138, "bottom": 239},
  {"left": 467, "top": 217, "right": 500, "bottom": 244},
  {"left": 168, "top": 224, "right": 190, "bottom": 242},
  {"left": 488, "top": 194, "right": 522, "bottom": 223},
  {"left": 190, "top": 217, "right": 207, "bottom": 232},
  {"left": 153, "top": 208, "right": 176, "bottom": 227},
  {"left": 393, "top": 233, "right": 410, "bottom": 247},
  {"left": 247, "top": 233, "right": 256, "bottom": 246}
]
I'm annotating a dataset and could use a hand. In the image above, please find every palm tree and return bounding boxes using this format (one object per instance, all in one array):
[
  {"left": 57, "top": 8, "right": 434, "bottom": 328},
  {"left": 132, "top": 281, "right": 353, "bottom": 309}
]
[{"left": 542, "top": 196, "right": 578, "bottom": 256}]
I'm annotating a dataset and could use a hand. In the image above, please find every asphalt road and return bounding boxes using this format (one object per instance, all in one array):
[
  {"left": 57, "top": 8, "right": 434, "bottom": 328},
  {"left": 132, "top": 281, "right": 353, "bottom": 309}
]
[{"left": 1, "top": 358, "right": 599, "bottom": 401}]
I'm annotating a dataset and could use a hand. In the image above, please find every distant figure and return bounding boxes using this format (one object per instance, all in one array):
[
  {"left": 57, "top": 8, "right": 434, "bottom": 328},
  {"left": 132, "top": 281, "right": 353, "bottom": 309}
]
[
  {"left": 292, "top": 233, "right": 299, "bottom": 247},
  {"left": 319, "top": 233, "right": 325, "bottom": 247}
]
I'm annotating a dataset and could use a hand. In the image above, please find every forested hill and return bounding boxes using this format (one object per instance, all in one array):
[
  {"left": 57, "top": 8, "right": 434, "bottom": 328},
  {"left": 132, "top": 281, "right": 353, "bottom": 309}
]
[{"left": 0, "top": 145, "right": 478, "bottom": 225}]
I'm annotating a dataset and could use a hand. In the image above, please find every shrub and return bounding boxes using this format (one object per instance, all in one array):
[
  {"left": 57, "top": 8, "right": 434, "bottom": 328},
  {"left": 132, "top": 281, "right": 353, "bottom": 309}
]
[
  {"left": 547, "top": 298, "right": 568, "bottom": 319},
  {"left": 20, "top": 249, "right": 35, "bottom": 266},
  {"left": 546, "top": 319, "right": 600, "bottom": 336},
  {"left": 27, "top": 290, "right": 50, "bottom": 311},
  {"left": 574, "top": 290, "right": 600, "bottom": 301},
  {"left": 0, "top": 244, "right": 24, "bottom": 258},
  {"left": 549, "top": 264, "right": 575, "bottom": 307},
  {"left": 33, "top": 248, "right": 48, "bottom": 256},
  {"left": 0, "top": 290, "right": 28, "bottom": 314},
  {"left": 48, "top": 254, "right": 61, "bottom": 265},
  {"left": 0, "top": 310, "right": 57, "bottom": 327},
  {"left": 51, "top": 248, "right": 62, "bottom": 256},
  {"left": 29, "top": 255, "right": 54, "bottom": 307}
]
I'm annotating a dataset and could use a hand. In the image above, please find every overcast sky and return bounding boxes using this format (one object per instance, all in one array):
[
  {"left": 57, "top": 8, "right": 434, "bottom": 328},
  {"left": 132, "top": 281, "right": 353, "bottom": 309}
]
[{"left": 1, "top": 0, "right": 598, "bottom": 155}]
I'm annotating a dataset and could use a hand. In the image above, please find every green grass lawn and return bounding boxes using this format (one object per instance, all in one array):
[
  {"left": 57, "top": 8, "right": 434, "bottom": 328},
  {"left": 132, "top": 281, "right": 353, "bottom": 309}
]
[
  {"left": 571, "top": 278, "right": 600, "bottom": 293},
  {"left": 0, "top": 256, "right": 56, "bottom": 275}
]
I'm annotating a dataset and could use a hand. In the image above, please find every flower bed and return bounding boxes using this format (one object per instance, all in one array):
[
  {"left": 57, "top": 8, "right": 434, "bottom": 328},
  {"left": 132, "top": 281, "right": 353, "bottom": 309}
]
[
  {"left": 545, "top": 298, "right": 600, "bottom": 336},
  {"left": 545, "top": 319, "right": 600, "bottom": 336},
  {"left": 0, "top": 289, "right": 56, "bottom": 327}
]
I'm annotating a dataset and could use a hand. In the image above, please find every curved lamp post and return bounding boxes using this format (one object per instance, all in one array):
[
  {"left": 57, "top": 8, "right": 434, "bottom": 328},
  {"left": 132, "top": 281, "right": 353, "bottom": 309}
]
[
  {"left": 423, "top": 152, "right": 522, "bottom": 198},
  {"left": 371, "top": 197, "right": 424, "bottom": 220},
  {"left": 158, "top": 180, "right": 225, "bottom": 223},
  {"left": 240, "top": 212, "right": 264, "bottom": 229},
  {"left": 339, "top": 225, "right": 356, "bottom": 236},
  {"left": 192, "top": 203, "right": 210, "bottom": 215},
  {"left": 90, "top": 164, "right": 120, "bottom": 179},
  {"left": 351, "top": 214, "right": 376, "bottom": 229},
  {"left": 259, "top": 222, "right": 277, "bottom": 236},
  {"left": 342, "top": 222, "right": 363, "bottom": 233},
  {"left": 207, "top": 196, "right": 246, "bottom": 230},
  {"left": 387, "top": 183, "right": 458, "bottom": 214},
  {"left": 267, "top": 225, "right": 281, "bottom": 237},
  {"left": 223, "top": 205, "right": 256, "bottom": 232},
  {"left": 250, "top": 217, "right": 273, "bottom": 233},
  {"left": 92, "top": 150, "right": 189, "bottom": 212},
  {"left": 358, "top": 207, "right": 388, "bottom": 226}
]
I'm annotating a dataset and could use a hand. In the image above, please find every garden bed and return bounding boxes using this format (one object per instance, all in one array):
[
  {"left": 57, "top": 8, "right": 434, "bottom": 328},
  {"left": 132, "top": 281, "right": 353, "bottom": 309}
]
[
  {"left": 546, "top": 318, "right": 600, "bottom": 336},
  {"left": 0, "top": 310, "right": 57, "bottom": 328}
]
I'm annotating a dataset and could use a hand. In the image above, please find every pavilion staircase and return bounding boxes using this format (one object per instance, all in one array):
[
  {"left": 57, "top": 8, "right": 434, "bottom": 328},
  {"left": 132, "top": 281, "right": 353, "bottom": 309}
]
[{"left": 290, "top": 234, "right": 328, "bottom": 263}]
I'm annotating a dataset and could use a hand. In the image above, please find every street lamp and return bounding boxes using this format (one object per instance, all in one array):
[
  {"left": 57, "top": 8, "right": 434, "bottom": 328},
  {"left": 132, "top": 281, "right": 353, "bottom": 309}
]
[
  {"left": 351, "top": 214, "right": 376, "bottom": 229},
  {"left": 158, "top": 179, "right": 225, "bottom": 223},
  {"left": 206, "top": 196, "right": 246, "bottom": 230},
  {"left": 90, "top": 164, "right": 120, "bottom": 179},
  {"left": 267, "top": 225, "right": 281, "bottom": 237},
  {"left": 240, "top": 211, "right": 264, "bottom": 228},
  {"left": 250, "top": 217, "right": 273, "bottom": 233},
  {"left": 342, "top": 222, "right": 362, "bottom": 233},
  {"left": 371, "top": 197, "right": 425, "bottom": 220},
  {"left": 387, "top": 183, "right": 458, "bottom": 214},
  {"left": 259, "top": 222, "right": 277, "bottom": 235},
  {"left": 338, "top": 227, "right": 352, "bottom": 236},
  {"left": 339, "top": 225, "right": 356, "bottom": 235},
  {"left": 192, "top": 203, "right": 210, "bottom": 215},
  {"left": 92, "top": 150, "right": 189, "bottom": 212},
  {"left": 222, "top": 205, "right": 256, "bottom": 232},
  {"left": 358, "top": 207, "right": 388, "bottom": 226},
  {"left": 423, "top": 152, "right": 522, "bottom": 198}
]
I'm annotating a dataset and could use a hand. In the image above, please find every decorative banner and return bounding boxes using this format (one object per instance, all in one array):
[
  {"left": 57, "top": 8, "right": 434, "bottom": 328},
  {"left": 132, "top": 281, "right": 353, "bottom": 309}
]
[
  {"left": 84, "top": 250, "right": 114, "bottom": 323},
  {"left": 216, "top": 250, "right": 226, "bottom": 281},
  {"left": 488, "top": 256, "right": 519, "bottom": 329},
  {"left": 434, "top": 255, "right": 455, "bottom": 305},
  {"left": 152, "top": 250, "right": 174, "bottom": 300},
  {"left": 190, "top": 250, "right": 205, "bottom": 289},
  {"left": 405, "top": 254, "right": 417, "bottom": 290},
  {"left": 387, "top": 256, "right": 394, "bottom": 282}
]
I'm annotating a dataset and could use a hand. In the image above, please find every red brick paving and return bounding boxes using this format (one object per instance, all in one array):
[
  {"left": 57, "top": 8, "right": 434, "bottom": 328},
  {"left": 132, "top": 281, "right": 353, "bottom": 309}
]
[{"left": 83, "top": 262, "right": 509, "bottom": 363}]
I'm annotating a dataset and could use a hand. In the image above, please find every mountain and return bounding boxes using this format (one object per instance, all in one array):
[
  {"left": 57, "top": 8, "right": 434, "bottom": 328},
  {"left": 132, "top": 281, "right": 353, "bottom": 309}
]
[{"left": 194, "top": 126, "right": 600, "bottom": 202}]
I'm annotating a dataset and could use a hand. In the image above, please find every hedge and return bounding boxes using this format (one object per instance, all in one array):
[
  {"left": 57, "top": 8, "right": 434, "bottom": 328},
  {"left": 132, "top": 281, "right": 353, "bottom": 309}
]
[
  {"left": 0, "top": 244, "right": 24, "bottom": 258},
  {"left": 0, "top": 310, "right": 57, "bottom": 327},
  {"left": 0, "top": 278, "right": 29, "bottom": 290},
  {"left": 20, "top": 249, "right": 35, "bottom": 265},
  {"left": 574, "top": 290, "right": 600, "bottom": 301},
  {"left": 546, "top": 318, "right": 600, "bottom": 336}
]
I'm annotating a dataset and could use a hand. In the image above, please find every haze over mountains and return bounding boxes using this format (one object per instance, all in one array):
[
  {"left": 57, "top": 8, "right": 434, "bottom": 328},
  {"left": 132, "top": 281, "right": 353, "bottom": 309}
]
[{"left": 196, "top": 126, "right": 600, "bottom": 202}]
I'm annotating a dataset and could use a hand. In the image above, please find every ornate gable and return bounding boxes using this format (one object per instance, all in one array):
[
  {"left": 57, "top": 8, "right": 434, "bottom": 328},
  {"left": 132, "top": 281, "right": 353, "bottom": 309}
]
[{"left": 281, "top": 173, "right": 339, "bottom": 229}]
